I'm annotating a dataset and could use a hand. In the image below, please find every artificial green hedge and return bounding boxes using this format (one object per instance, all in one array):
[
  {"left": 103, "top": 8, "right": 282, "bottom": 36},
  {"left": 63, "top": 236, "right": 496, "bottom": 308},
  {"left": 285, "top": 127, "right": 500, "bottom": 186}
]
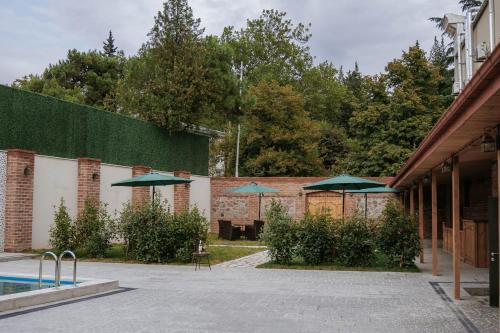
[{"left": 0, "top": 85, "right": 209, "bottom": 175}]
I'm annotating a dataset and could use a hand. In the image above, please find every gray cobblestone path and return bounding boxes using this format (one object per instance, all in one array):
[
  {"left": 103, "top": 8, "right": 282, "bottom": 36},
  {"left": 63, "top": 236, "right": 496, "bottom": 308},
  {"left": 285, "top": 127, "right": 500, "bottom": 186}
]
[
  {"left": 215, "top": 250, "right": 270, "bottom": 268},
  {"left": 0, "top": 258, "right": 485, "bottom": 332}
]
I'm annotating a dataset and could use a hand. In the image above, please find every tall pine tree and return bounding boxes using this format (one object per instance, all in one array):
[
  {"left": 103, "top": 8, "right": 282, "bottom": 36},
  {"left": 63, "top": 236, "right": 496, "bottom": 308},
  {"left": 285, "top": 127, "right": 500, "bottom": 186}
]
[{"left": 102, "top": 30, "right": 118, "bottom": 57}]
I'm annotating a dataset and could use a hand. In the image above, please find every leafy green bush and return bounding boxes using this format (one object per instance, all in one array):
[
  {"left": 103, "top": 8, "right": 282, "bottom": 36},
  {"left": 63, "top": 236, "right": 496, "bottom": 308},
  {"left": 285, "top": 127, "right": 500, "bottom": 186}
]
[
  {"left": 117, "top": 199, "right": 208, "bottom": 263},
  {"left": 169, "top": 207, "right": 209, "bottom": 262},
  {"left": 334, "top": 215, "right": 375, "bottom": 266},
  {"left": 296, "top": 211, "right": 335, "bottom": 264},
  {"left": 118, "top": 199, "right": 171, "bottom": 263},
  {"left": 261, "top": 200, "right": 297, "bottom": 264},
  {"left": 49, "top": 198, "right": 74, "bottom": 252},
  {"left": 73, "top": 198, "right": 114, "bottom": 258},
  {"left": 378, "top": 200, "right": 420, "bottom": 268}
]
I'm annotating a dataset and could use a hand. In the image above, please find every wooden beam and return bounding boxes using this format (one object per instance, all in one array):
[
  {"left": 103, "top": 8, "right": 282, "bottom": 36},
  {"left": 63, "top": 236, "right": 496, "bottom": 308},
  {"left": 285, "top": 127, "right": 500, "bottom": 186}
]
[
  {"left": 431, "top": 169, "right": 438, "bottom": 276},
  {"left": 452, "top": 156, "right": 461, "bottom": 300},
  {"left": 410, "top": 187, "right": 415, "bottom": 216},
  {"left": 419, "top": 180, "right": 424, "bottom": 263},
  {"left": 497, "top": 150, "right": 500, "bottom": 309}
]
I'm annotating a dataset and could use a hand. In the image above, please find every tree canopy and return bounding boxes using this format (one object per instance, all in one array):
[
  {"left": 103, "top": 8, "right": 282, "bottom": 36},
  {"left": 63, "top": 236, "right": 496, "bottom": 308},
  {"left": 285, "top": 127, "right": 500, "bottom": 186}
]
[{"left": 14, "top": 0, "right": 459, "bottom": 177}]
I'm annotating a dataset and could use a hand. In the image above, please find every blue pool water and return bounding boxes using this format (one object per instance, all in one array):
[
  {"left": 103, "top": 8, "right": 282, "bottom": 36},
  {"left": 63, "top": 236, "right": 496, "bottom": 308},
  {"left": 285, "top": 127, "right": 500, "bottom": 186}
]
[{"left": 0, "top": 276, "right": 79, "bottom": 296}]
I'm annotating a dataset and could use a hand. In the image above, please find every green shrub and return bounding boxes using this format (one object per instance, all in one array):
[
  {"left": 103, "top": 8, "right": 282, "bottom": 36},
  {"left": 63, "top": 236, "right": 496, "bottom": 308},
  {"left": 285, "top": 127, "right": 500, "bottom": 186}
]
[
  {"left": 73, "top": 198, "right": 114, "bottom": 258},
  {"left": 169, "top": 206, "right": 209, "bottom": 262},
  {"left": 261, "top": 200, "right": 297, "bottom": 264},
  {"left": 378, "top": 200, "right": 420, "bottom": 268},
  {"left": 117, "top": 198, "right": 208, "bottom": 263},
  {"left": 49, "top": 198, "right": 74, "bottom": 252},
  {"left": 334, "top": 215, "right": 375, "bottom": 266},
  {"left": 118, "top": 199, "right": 172, "bottom": 263},
  {"left": 296, "top": 211, "right": 335, "bottom": 264}
]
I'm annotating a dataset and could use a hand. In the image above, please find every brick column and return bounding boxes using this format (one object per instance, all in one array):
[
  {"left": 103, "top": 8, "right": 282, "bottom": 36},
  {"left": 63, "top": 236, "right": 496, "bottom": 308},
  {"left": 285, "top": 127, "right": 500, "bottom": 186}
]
[
  {"left": 77, "top": 158, "right": 101, "bottom": 213},
  {"left": 174, "top": 170, "right": 191, "bottom": 213},
  {"left": 4, "top": 149, "right": 35, "bottom": 252},
  {"left": 132, "top": 165, "right": 151, "bottom": 205}
]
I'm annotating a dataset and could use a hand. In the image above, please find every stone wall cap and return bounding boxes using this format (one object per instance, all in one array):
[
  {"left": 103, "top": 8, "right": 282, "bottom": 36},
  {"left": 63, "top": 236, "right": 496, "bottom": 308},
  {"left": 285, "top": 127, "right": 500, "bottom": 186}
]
[
  {"left": 77, "top": 157, "right": 102, "bottom": 163},
  {"left": 6, "top": 149, "right": 36, "bottom": 155}
]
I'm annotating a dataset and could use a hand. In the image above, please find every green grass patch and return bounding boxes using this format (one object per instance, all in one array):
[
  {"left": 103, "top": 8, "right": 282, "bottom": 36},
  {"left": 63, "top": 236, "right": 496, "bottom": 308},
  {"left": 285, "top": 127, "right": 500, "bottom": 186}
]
[
  {"left": 30, "top": 243, "right": 264, "bottom": 265},
  {"left": 257, "top": 254, "right": 420, "bottom": 273},
  {"left": 207, "top": 233, "right": 265, "bottom": 246}
]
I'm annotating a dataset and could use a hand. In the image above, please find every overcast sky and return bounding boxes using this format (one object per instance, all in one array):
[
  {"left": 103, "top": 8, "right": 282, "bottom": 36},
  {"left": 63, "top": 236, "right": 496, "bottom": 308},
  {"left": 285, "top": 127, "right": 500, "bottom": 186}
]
[{"left": 0, "top": 0, "right": 463, "bottom": 84}]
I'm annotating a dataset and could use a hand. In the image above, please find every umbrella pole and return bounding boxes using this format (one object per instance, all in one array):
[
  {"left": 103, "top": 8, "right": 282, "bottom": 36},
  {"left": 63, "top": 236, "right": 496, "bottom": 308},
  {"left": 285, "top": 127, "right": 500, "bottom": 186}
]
[
  {"left": 152, "top": 185, "right": 155, "bottom": 206},
  {"left": 365, "top": 193, "right": 368, "bottom": 219},
  {"left": 342, "top": 189, "right": 345, "bottom": 219},
  {"left": 258, "top": 193, "right": 262, "bottom": 221}
]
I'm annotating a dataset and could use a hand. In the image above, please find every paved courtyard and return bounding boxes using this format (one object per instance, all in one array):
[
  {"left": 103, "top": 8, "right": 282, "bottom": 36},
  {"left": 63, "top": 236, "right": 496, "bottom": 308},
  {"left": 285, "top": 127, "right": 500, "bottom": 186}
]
[{"left": 0, "top": 248, "right": 496, "bottom": 333}]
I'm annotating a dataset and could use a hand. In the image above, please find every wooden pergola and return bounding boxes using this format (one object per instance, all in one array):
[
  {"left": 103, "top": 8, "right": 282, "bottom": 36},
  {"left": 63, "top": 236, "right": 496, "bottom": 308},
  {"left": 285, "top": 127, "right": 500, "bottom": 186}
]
[{"left": 391, "top": 44, "right": 500, "bottom": 301}]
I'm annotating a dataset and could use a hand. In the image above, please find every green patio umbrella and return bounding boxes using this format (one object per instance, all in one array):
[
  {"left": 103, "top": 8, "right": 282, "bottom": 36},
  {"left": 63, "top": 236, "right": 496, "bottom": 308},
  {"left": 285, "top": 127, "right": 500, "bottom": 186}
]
[
  {"left": 347, "top": 186, "right": 400, "bottom": 218},
  {"left": 111, "top": 172, "right": 192, "bottom": 203},
  {"left": 226, "top": 182, "right": 279, "bottom": 220},
  {"left": 303, "top": 174, "right": 385, "bottom": 218}
]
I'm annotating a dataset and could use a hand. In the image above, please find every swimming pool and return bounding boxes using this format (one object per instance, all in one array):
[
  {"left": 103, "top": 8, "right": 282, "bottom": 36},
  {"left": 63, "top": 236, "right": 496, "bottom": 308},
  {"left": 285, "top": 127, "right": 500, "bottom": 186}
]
[
  {"left": 0, "top": 273, "right": 118, "bottom": 312},
  {"left": 0, "top": 275, "right": 79, "bottom": 296}
]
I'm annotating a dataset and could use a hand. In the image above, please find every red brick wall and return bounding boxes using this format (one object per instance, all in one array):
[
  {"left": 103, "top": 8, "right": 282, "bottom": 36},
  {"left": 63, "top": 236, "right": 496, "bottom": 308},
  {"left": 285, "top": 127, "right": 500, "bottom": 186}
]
[
  {"left": 4, "top": 149, "right": 35, "bottom": 251},
  {"left": 210, "top": 176, "right": 394, "bottom": 233},
  {"left": 77, "top": 158, "right": 101, "bottom": 213},
  {"left": 174, "top": 170, "right": 191, "bottom": 213},
  {"left": 132, "top": 165, "right": 151, "bottom": 205}
]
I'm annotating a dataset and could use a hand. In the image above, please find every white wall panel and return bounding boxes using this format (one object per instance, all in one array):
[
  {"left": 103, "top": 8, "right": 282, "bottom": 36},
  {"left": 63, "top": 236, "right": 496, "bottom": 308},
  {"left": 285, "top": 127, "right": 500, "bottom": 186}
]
[
  {"left": 152, "top": 170, "right": 174, "bottom": 212},
  {"left": 0, "top": 151, "right": 7, "bottom": 252},
  {"left": 100, "top": 164, "right": 132, "bottom": 218},
  {"left": 32, "top": 156, "right": 78, "bottom": 249},
  {"left": 190, "top": 175, "right": 210, "bottom": 222}
]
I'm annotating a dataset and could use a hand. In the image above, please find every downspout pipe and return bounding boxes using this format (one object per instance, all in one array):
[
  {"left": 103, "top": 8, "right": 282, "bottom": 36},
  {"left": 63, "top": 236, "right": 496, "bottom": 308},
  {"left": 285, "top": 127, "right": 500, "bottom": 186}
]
[
  {"left": 489, "top": 0, "right": 496, "bottom": 50},
  {"left": 457, "top": 23, "right": 464, "bottom": 89},
  {"left": 465, "top": 10, "right": 474, "bottom": 82}
]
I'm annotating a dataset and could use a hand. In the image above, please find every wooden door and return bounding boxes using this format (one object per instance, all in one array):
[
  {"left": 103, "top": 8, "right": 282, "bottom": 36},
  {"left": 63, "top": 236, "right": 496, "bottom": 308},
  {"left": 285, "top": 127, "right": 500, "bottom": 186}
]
[{"left": 306, "top": 192, "right": 342, "bottom": 219}]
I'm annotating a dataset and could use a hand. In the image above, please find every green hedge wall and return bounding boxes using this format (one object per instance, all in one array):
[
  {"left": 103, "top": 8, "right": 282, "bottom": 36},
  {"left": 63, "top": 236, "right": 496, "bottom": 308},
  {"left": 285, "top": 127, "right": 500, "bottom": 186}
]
[{"left": 0, "top": 85, "right": 209, "bottom": 175}]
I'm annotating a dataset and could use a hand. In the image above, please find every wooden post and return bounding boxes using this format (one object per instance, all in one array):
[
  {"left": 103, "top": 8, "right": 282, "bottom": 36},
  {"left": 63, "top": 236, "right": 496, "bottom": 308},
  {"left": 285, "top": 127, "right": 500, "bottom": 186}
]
[
  {"left": 431, "top": 169, "right": 438, "bottom": 276},
  {"left": 452, "top": 156, "right": 461, "bottom": 300},
  {"left": 410, "top": 187, "right": 415, "bottom": 216},
  {"left": 418, "top": 180, "right": 424, "bottom": 263},
  {"left": 497, "top": 150, "right": 500, "bottom": 309}
]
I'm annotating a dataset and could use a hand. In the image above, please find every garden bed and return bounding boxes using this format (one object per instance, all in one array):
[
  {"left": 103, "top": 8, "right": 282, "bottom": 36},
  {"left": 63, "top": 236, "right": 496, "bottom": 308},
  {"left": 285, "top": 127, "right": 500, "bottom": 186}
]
[
  {"left": 257, "top": 254, "right": 420, "bottom": 273},
  {"left": 29, "top": 244, "right": 263, "bottom": 265}
]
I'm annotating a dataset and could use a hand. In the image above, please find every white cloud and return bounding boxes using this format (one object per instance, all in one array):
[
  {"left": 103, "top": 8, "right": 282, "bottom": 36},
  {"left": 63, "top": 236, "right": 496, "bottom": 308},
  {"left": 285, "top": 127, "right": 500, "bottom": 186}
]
[{"left": 0, "top": 0, "right": 462, "bottom": 84}]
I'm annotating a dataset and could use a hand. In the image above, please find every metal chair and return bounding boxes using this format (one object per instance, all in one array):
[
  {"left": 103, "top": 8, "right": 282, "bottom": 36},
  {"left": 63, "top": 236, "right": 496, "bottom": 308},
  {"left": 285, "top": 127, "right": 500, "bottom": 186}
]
[{"left": 192, "top": 240, "right": 211, "bottom": 270}]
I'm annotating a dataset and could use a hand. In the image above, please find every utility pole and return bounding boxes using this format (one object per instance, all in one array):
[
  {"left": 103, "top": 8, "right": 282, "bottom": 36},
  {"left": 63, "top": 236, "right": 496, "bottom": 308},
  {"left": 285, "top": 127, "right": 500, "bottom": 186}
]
[{"left": 235, "top": 61, "right": 243, "bottom": 177}]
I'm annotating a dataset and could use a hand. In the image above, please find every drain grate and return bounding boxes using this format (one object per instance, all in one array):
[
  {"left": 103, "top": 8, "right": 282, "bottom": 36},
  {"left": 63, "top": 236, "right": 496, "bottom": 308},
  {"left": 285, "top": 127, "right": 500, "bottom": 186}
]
[{"left": 464, "top": 287, "right": 489, "bottom": 297}]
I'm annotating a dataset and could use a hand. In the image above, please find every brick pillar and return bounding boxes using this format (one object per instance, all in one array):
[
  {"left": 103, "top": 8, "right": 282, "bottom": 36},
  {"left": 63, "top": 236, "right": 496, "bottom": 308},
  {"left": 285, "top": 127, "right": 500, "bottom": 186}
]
[
  {"left": 77, "top": 158, "right": 101, "bottom": 213},
  {"left": 132, "top": 165, "right": 151, "bottom": 205},
  {"left": 4, "top": 149, "right": 35, "bottom": 252},
  {"left": 174, "top": 170, "right": 191, "bottom": 213}
]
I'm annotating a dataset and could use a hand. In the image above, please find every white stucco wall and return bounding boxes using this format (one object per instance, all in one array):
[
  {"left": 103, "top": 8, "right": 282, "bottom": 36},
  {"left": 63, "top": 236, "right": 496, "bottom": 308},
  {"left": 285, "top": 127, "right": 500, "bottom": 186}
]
[
  {"left": 190, "top": 175, "right": 211, "bottom": 222},
  {"left": 100, "top": 164, "right": 132, "bottom": 218},
  {"left": 32, "top": 156, "right": 78, "bottom": 249},
  {"left": 0, "top": 151, "right": 7, "bottom": 252},
  {"left": 152, "top": 170, "right": 174, "bottom": 212}
]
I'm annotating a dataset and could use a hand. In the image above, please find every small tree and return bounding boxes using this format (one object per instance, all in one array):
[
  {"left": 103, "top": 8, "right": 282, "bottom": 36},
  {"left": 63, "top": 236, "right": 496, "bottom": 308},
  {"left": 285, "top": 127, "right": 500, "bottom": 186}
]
[
  {"left": 74, "top": 198, "right": 114, "bottom": 258},
  {"left": 296, "top": 211, "right": 335, "bottom": 265},
  {"left": 378, "top": 200, "right": 420, "bottom": 268},
  {"left": 49, "top": 198, "right": 74, "bottom": 252},
  {"left": 334, "top": 215, "right": 375, "bottom": 266},
  {"left": 261, "top": 200, "right": 297, "bottom": 264}
]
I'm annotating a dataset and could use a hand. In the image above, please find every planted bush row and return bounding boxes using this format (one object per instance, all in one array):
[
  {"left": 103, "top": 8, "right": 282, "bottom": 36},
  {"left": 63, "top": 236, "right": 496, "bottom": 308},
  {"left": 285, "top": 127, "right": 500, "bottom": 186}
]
[
  {"left": 49, "top": 197, "right": 208, "bottom": 263},
  {"left": 261, "top": 200, "right": 420, "bottom": 268}
]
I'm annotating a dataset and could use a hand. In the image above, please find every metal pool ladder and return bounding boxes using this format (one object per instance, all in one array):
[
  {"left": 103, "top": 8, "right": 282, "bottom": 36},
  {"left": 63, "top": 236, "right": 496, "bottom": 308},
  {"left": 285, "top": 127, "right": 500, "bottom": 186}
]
[
  {"left": 39, "top": 251, "right": 59, "bottom": 287},
  {"left": 58, "top": 250, "right": 77, "bottom": 286},
  {"left": 39, "top": 250, "right": 77, "bottom": 287}
]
